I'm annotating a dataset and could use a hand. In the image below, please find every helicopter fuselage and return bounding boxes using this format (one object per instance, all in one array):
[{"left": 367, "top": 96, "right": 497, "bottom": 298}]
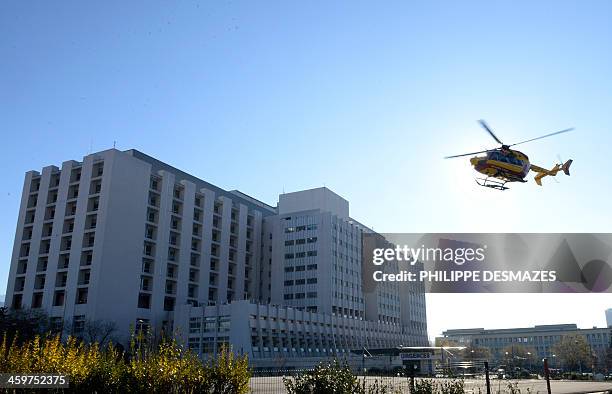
[
  {"left": 469, "top": 149, "right": 530, "bottom": 182},
  {"left": 444, "top": 119, "right": 574, "bottom": 189}
]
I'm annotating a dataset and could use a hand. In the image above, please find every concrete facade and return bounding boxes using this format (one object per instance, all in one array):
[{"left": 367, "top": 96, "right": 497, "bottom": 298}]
[{"left": 5, "top": 149, "right": 428, "bottom": 368}]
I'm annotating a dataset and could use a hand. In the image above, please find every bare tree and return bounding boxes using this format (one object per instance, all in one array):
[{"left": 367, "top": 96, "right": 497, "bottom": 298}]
[
  {"left": 83, "top": 319, "right": 118, "bottom": 346},
  {"left": 65, "top": 318, "right": 117, "bottom": 347},
  {"left": 602, "top": 346, "right": 612, "bottom": 373},
  {"left": 553, "top": 334, "right": 593, "bottom": 372}
]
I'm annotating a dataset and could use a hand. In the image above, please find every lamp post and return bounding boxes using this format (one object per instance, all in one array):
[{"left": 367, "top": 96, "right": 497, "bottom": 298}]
[
  {"left": 527, "top": 352, "right": 532, "bottom": 372},
  {"left": 470, "top": 349, "right": 475, "bottom": 375}
]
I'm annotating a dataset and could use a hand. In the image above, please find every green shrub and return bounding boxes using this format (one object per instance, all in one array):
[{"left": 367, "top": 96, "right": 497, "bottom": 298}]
[
  {"left": 283, "top": 361, "right": 401, "bottom": 394},
  {"left": 284, "top": 360, "right": 361, "bottom": 394},
  {"left": 413, "top": 378, "right": 436, "bottom": 394},
  {"left": 439, "top": 379, "right": 465, "bottom": 394},
  {"left": 412, "top": 378, "right": 465, "bottom": 394}
]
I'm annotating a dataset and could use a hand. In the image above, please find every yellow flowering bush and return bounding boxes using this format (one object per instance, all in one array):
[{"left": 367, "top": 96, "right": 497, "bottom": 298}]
[{"left": 0, "top": 332, "right": 250, "bottom": 393}]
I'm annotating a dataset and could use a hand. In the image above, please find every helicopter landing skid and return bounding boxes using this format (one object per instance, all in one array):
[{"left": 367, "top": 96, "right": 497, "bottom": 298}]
[{"left": 475, "top": 177, "right": 509, "bottom": 191}]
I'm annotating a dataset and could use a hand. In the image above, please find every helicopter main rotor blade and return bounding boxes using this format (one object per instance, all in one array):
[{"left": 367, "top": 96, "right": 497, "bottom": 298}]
[
  {"left": 509, "top": 128, "right": 574, "bottom": 147},
  {"left": 444, "top": 149, "right": 492, "bottom": 159},
  {"left": 478, "top": 119, "right": 504, "bottom": 145}
]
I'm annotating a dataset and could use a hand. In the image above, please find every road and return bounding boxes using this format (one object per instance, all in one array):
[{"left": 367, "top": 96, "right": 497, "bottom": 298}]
[{"left": 249, "top": 376, "right": 612, "bottom": 393}]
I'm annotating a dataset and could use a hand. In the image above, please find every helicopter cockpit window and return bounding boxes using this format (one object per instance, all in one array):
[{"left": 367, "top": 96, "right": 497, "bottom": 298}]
[{"left": 489, "top": 152, "right": 500, "bottom": 161}]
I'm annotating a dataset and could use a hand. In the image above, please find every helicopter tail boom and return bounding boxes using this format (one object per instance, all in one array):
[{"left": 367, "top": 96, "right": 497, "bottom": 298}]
[{"left": 531, "top": 159, "right": 573, "bottom": 186}]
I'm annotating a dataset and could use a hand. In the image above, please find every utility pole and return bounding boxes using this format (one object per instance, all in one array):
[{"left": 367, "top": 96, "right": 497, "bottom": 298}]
[
  {"left": 484, "top": 361, "right": 491, "bottom": 394},
  {"left": 543, "top": 358, "right": 552, "bottom": 394}
]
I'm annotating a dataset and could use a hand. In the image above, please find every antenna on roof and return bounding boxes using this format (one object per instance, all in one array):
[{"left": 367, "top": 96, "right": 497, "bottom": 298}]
[{"left": 113, "top": 140, "right": 116, "bottom": 149}]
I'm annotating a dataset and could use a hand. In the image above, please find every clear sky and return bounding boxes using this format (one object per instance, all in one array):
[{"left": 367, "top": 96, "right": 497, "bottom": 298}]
[{"left": 1, "top": 1, "right": 611, "bottom": 340}]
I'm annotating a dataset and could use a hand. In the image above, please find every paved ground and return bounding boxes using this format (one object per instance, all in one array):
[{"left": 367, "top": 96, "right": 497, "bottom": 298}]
[
  {"left": 249, "top": 376, "right": 612, "bottom": 393},
  {"left": 471, "top": 378, "right": 612, "bottom": 394}
]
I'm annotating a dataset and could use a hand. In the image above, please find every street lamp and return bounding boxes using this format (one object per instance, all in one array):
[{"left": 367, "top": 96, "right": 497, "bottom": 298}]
[{"left": 527, "top": 352, "right": 532, "bottom": 372}]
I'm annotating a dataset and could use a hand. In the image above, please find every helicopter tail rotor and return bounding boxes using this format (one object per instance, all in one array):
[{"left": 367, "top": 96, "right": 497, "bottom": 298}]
[{"left": 561, "top": 159, "right": 573, "bottom": 176}]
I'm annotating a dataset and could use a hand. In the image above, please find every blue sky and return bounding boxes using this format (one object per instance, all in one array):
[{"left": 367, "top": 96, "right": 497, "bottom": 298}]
[{"left": 1, "top": 1, "right": 611, "bottom": 338}]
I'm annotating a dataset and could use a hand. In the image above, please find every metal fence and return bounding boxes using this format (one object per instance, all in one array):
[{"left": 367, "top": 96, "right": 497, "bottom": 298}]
[
  {"left": 249, "top": 373, "right": 612, "bottom": 394},
  {"left": 249, "top": 370, "right": 417, "bottom": 394}
]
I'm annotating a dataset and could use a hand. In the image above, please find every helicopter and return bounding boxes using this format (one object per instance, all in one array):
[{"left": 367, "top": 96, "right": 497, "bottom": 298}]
[{"left": 445, "top": 120, "right": 574, "bottom": 190}]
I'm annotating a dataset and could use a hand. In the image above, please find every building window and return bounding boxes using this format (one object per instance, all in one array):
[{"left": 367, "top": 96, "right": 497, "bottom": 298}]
[
  {"left": 163, "top": 297, "right": 175, "bottom": 311},
  {"left": 53, "top": 291, "right": 65, "bottom": 306},
  {"left": 150, "top": 178, "right": 159, "bottom": 191},
  {"left": 58, "top": 254, "right": 70, "bottom": 270},
  {"left": 92, "top": 162, "right": 104, "bottom": 178},
  {"left": 140, "top": 276, "right": 152, "bottom": 291},
  {"left": 11, "top": 294, "right": 22, "bottom": 310},
  {"left": 76, "top": 288, "right": 88, "bottom": 304},
  {"left": 142, "top": 259, "right": 153, "bottom": 274},
  {"left": 31, "top": 293, "right": 43, "bottom": 308},
  {"left": 138, "top": 293, "right": 151, "bottom": 309},
  {"left": 72, "top": 315, "right": 85, "bottom": 334}
]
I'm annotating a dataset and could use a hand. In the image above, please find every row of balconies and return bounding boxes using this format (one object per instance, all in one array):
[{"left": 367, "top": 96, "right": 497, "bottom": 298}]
[
  {"left": 27, "top": 162, "right": 103, "bottom": 196},
  {"left": 24, "top": 196, "right": 100, "bottom": 226},
  {"left": 12, "top": 268, "right": 91, "bottom": 307},
  {"left": 27, "top": 176, "right": 102, "bottom": 213},
  {"left": 17, "top": 250, "right": 93, "bottom": 277},
  {"left": 19, "top": 226, "right": 96, "bottom": 260}
]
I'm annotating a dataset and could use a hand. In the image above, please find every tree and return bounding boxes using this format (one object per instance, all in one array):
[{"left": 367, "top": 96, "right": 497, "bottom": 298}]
[
  {"left": 603, "top": 347, "right": 612, "bottom": 373},
  {"left": 82, "top": 319, "right": 118, "bottom": 347},
  {"left": 63, "top": 318, "right": 118, "bottom": 347},
  {"left": 553, "top": 334, "right": 593, "bottom": 372},
  {"left": 461, "top": 344, "right": 491, "bottom": 361},
  {"left": 501, "top": 344, "right": 537, "bottom": 369},
  {"left": 435, "top": 338, "right": 459, "bottom": 348},
  {"left": 0, "top": 307, "right": 50, "bottom": 344}
]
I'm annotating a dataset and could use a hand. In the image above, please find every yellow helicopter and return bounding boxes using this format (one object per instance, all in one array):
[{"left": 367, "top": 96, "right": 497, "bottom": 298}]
[{"left": 445, "top": 120, "right": 574, "bottom": 190}]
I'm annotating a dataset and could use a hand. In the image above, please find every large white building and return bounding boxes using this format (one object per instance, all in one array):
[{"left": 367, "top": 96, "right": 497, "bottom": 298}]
[
  {"left": 438, "top": 323, "right": 612, "bottom": 368},
  {"left": 5, "top": 148, "right": 427, "bottom": 368}
]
